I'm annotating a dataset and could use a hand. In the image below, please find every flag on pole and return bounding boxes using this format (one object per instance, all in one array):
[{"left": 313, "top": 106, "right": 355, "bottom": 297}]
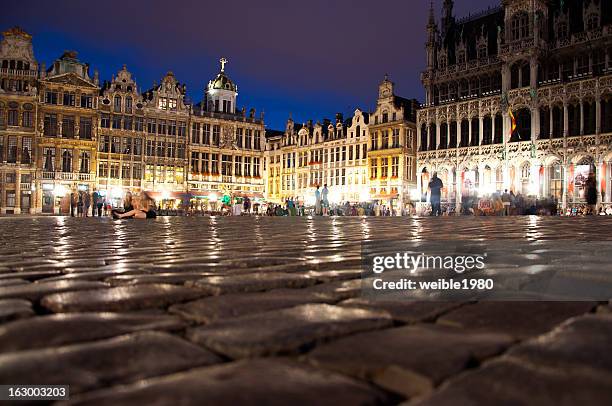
[{"left": 508, "top": 107, "right": 516, "bottom": 142}]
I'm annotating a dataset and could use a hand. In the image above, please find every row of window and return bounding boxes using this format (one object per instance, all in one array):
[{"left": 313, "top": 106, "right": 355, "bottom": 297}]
[
  {"left": 101, "top": 115, "right": 187, "bottom": 136},
  {"left": 370, "top": 157, "right": 401, "bottom": 179},
  {"left": 98, "top": 162, "right": 142, "bottom": 180},
  {"left": 0, "top": 136, "right": 33, "bottom": 164},
  {"left": 0, "top": 173, "right": 32, "bottom": 184},
  {"left": 41, "top": 148, "right": 91, "bottom": 173},
  {"left": 191, "top": 123, "right": 262, "bottom": 150},
  {"left": 44, "top": 91, "right": 94, "bottom": 108},
  {"left": 43, "top": 114, "right": 93, "bottom": 138},
  {"left": 189, "top": 153, "right": 261, "bottom": 177},
  {"left": 0, "top": 104, "right": 34, "bottom": 128}
]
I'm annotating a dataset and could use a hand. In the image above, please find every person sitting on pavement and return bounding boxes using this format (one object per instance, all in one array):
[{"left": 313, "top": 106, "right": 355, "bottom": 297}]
[{"left": 112, "top": 197, "right": 157, "bottom": 219}]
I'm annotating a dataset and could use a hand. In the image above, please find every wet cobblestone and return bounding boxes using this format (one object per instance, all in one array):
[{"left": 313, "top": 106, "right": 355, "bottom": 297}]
[{"left": 0, "top": 216, "right": 610, "bottom": 405}]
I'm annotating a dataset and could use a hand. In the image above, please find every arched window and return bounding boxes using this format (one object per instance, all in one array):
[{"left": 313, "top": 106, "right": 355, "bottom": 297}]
[
  {"left": 587, "top": 14, "right": 599, "bottom": 31},
  {"left": 478, "top": 44, "right": 487, "bottom": 59},
  {"left": 514, "top": 108, "right": 531, "bottom": 141},
  {"left": 549, "top": 161, "right": 563, "bottom": 199},
  {"left": 511, "top": 12, "right": 529, "bottom": 41},
  {"left": 457, "top": 50, "right": 466, "bottom": 65},
  {"left": 125, "top": 96, "right": 133, "bottom": 114},
  {"left": 113, "top": 95, "right": 121, "bottom": 113},
  {"left": 439, "top": 55, "right": 447, "bottom": 69},
  {"left": 557, "top": 22, "right": 568, "bottom": 40},
  {"left": 62, "top": 150, "right": 72, "bottom": 173}
]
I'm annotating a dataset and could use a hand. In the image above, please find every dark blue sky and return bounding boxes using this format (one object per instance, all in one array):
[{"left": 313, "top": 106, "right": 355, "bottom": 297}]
[{"left": 2, "top": 0, "right": 497, "bottom": 130}]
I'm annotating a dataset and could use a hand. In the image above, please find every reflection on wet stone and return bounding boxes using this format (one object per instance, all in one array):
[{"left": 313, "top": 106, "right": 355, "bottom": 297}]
[
  {"left": 0, "top": 216, "right": 610, "bottom": 404},
  {"left": 41, "top": 284, "right": 207, "bottom": 312},
  {"left": 186, "top": 303, "right": 392, "bottom": 358},
  {"left": 0, "top": 312, "right": 186, "bottom": 352},
  {"left": 0, "top": 331, "right": 222, "bottom": 395},
  {"left": 65, "top": 359, "right": 394, "bottom": 406}
]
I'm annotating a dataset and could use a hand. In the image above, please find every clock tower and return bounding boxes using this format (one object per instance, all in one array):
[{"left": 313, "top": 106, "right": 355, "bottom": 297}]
[{"left": 378, "top": 74, "right": 394, "bottom": 101}]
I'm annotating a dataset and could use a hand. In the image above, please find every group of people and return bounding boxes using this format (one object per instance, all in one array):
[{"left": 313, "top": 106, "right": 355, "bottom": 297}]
[
  {"left": 426, "top": 170, "right": 603, "bottom": 216},
  {"left": 69, "top": 190, "right": 107, "bottom": 217}
]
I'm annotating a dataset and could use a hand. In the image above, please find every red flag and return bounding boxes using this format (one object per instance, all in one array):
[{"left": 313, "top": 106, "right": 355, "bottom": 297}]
[{"left": 508, "top": 108, "right": 516, "bottom": 142}]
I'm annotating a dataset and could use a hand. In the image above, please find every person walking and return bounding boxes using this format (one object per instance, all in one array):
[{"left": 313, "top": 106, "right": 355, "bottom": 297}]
[
  {"left": 501, "top": 189, "right": 511, "bottom": 216},
  {"left": 84, "top": 191, "right": 91, "bottom": 217},
  {"left": 70, "top": 191, "right": 77, "bottom": 217},
  {"left": 586, "top": 171, "right": 598, "bottom": 215},
  {"left": 97, "top": 194, "right": 104, "bottom": 217},
  {"left": 314, "top": 186, "right": 322, "bottom": 216},
  {"left": 91, "top": 190, "right": 99, "bottom": 217},
  {"left": 322, "top": 184, "right": 329, "bottom": 216},
  {"left": 76, "top": 192, "right": 84, "bottom": 217},
  {"left": 428, "top": 172, "right": 444, "bottom": 216}
]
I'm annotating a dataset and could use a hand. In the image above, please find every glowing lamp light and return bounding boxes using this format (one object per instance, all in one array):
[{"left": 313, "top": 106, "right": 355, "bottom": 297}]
[
  {"left": 111, "top": 187, "right": 123, "bottom": 199},
  {"left": 54, "top": 184, "right": 67, "bottom": 197},
  {"left": 305, "top": 192, "right": 316, "bottom": 206},
  {"left": 160, "top": 190, "right": 170, "bottom": 201},
  {"left": 359, "top": 189, "right": 370, "bottom": 202},
  {"left": 328, "top": 189, "right": 341, "bottom": 204},
  {"left": 208, "top": 192, "right": 218, "bottom": 202},
  {"left": 410, "top": 188, "right": 420, "bottom": 201}
]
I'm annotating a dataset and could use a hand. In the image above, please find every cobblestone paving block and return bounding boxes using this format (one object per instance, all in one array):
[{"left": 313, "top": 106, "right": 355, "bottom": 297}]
[
  {"left": 339, "top": 299, "right": 464, "bottom": 324},
  {"left": 40, "top": 269, "right": 152, "bottom": 282},
  {"left": 170, "top": 288, "right": 333, "bottom": 324},
  {"left": 186, "top": 272, "right": 318, "bottom": 295},
  {"left": 105, "top": 273, "right": 218, "bottom": 286},
  {"left": 0, "top": 280, "right": 108, "bottom": 301},
  {"left": 0, "top": 278, "right": 29, "bottom": 287},
  {"left": 305, "top": 269, "right": 363, "bottom": 282},
  {"left": 0, "top": 331, "right": 222, "bottom": 395},
  {"left": 306, "top": 323, "right": 513, "bottom": 398},
  {"left": 0, "top": 299, "right": 33, "bottom": 323},
  {"left": 64, "top": 358, "right": 394, "bottom": 406},
  {"left": 0, "top": 270, "right": 63, "bottom": 281},
  {"left": 411, "top": 357, "right": 612, "bottom": 406},
  {"left": 41, "top": 284, "right": 207, "bottom": 313},
  {"left": 301, "top": 278, "right": 364, "bottom": 302},
  {"left": 506, "top": 313, "right": 612, "bottom": 373},
  {"left": 186, "top": 303, "right": 393, "bottom": 358},
  {"left": 218, "top": 256, "right": 307, "bottom": 269},
  {"left": 436, "top": 301, "right": 596, "bottom": 339},
  {"left": 0, "top": 312, "right": 187, "bottom": 352}
]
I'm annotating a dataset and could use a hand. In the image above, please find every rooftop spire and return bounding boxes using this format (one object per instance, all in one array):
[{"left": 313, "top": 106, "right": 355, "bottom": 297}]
[
  {"left": 428, "top": 1, "right": 435, "bottom": 26},
  {"left": 219, "top": 57, "right": 227, "bottom": 72}
]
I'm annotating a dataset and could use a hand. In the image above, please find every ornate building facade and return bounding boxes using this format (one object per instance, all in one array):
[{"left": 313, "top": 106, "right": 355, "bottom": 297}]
[
  {"left": 417, "top": 0, "right": 612, "bottom": 210},
  {"left": 189, "top": 62, "right": 266, "bottom": 211},
  {"left": 266, "top": 77, "right": 418, "bottom": 210},
  {"left": 0, "top": 27, "right": 266, "bottom": 214}
]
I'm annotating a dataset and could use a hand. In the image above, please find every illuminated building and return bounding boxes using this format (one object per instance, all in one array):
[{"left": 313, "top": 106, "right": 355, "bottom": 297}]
[
  {"left": 266, "top": 77, "right": 419, "bottom": 211},
  {"left": 417, "top": 0, "right": 612, "bottom": 210}
]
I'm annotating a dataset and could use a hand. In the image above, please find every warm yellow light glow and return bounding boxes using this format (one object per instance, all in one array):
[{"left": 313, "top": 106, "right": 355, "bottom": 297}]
[{"left": 54, "top": 184, "right": 67, "bottom": 197}]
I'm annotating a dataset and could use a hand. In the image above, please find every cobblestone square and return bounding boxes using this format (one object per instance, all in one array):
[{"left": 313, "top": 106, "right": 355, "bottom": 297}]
[{"left": 0, "top": 216, "right": 611, "bottom": 405}]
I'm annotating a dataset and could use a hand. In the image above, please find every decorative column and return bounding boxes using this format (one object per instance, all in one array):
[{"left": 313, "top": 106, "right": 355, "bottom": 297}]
[
  {"left": 457, "top": 119, "right": 462, "bottom": 148},
  {"left": 549, "top": 104, "right": 554, "bottom": 138},
  {"left": 492, "top": 114, "right": 496, "bottom": 144},
  {"left": 455, "top": 168, "right": 462, "bottom": 214},
  {"left": 435, "top": 120, "right": 440, "bottom": 150},
  {"left": 563, "top": 101, "right": 569, "bottom": 137},
  {"left": 561, "top": 163, "right": 569, "bottom": 211},
  {"left": 468, "top": 118, "right": 473, "bottom": 146},
  {"left": 15, "top": 169, "right": 21, "bottom": 215},
  {"left": 596, "top": 95, "right": 601, "bottom": 135},
  {"left": 478, "top": 115, "right": 484, "bottom": 146},
  {"left": 426, "top": 124, "right": 431, "bottom": 151},
  {"left": 417, "top": 121, "right": 422, "bottom": 151},
  {"left": 579, "top": 99, "right": 584, "bottom": 136}
]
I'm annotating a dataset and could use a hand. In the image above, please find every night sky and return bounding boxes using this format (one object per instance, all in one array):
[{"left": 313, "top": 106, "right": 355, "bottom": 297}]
[{"left": 2, "top": 0, "right": 497, "bottom": 130}]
